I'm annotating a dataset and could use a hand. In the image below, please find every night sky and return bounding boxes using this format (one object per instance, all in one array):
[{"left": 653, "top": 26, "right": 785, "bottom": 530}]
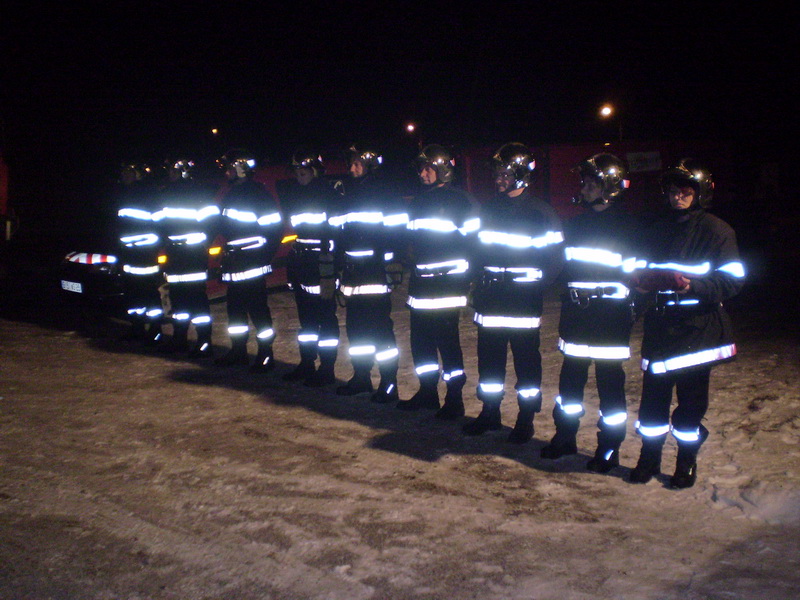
[{"left": 1, "top": 2, "right": 792, "bottom": 223}]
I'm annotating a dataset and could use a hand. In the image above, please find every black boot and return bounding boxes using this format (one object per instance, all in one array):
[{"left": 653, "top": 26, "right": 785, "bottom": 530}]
[
  {"left": 336, "top": 369, "right": 373, "bottom": 396},
  {"left": 436, "top": 379, "right": 465, "bottom": 420},
  {"left": 188, "top": 324, "right": 213, "bottom": 359},
  {"left": 144, "top": 320, "right": 163, "bottom": 347},
  {"left": 250, "top": 342, "right": 275, "bottom": 373},
  {"left": 541, "top": 402, "right": 580, "bottom": 458},
  {"left": 670, "top": 426, "right": 708, "bottom": 489},
  {"left": 462, "top": 400, "right": 502, "bottom": 436},
  {"left": 282, "top": 360, "right": 315, "bottom": 381},
  {"left": 586, "top": 425, "right": 625, "bottom": 473},
  {"left": 371, "top": 380, "right": 399, "bottom": 404},
  {"left": 215, "top": 338, "right": 248, "bottom": 366},
  {"left": 507, "top": 393, "right": 541, "bottom": 444},
  {"left": 397, "top": 382, "right": 440, "bottom": 411},
  {"left": 305, "top": 361, "right": 336, "bottom": 387},
  {"left": 629, "top": 436, "right": 666, "bottom": 484},
  {"left": 159, "top": 322, "right": 189, "bottom": 353}
]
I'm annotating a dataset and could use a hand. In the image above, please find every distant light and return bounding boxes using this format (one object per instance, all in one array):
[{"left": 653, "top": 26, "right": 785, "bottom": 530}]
[
  {"left": 211, "top": 128, "right": 219, "bottom": 135},
  {"left": 600, "top": 105, "right": 613, "bottom": 118},
  {"left": 406, "top": 123, "right": 416, "bottom": 133}
]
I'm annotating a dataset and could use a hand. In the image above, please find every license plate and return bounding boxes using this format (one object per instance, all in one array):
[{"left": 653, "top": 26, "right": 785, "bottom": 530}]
[{"left": 61, "top": 280, "right": 83, "bottom": 293}]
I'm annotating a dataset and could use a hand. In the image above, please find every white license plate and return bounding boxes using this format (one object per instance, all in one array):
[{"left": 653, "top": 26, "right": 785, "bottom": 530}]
[{"left": 61, "top": 280, "right": 83, "bottom": 293}]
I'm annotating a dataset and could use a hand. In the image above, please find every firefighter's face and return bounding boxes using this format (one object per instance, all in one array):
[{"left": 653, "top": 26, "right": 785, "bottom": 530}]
[
  {"left": 669, "top": 184, "right": 696, "bottom": 210},
  {"left": 294, "top": 166, "right": 314, "bottom": 186},
  {"left": 494, "top": 169, "right": 515, "bottom": 194},
  {"left": 419, "top": 165, "right": 438, "bottom": 186},
  {"left": 581, "top": 177, "right": 603, "bottom": 204},
  {"left": 349, "top": 159, "right": 366, "bottom": 178}
]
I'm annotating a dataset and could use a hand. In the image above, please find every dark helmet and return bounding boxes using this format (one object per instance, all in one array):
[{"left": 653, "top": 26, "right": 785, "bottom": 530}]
[
  {"left": 661, "top": 157, "right": 714, "bottom": 207},
  {"left": 491, "top": 142, "right": 536, "bottom": 189},
  {"left": 291, "top": 149, "right": 325, "bottom": 175},
  {"left": 219, "top": 149, "right": 257, "bottom": 179},
  {"left": 347, "top": 144, "right": 383, "bottom": 172},
  {"left": 120, "top": 162, "right": 151, "bottom": 183},
  {"left": 416, "top": 144, "right": 455, "bottom": 184},
  {"left": 573, "top": 153, "right": 630, "bottom": 204},
  {"left": 168, "top": 158, "right": 196, "bottom": 180}
]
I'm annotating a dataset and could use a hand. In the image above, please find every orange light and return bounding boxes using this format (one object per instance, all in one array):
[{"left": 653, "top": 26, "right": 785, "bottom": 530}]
[
  {"left": 208, "top": 246, "right": 222, "bottom": 256},
  {"left": 281, "top": 234, "right": 298, "bottom": 244},
  {"left": 157, "top": 255, "right": 167, "bottom": 264}
]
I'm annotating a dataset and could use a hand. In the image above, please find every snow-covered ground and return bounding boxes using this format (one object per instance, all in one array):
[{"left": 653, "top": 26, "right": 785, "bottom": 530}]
[{"left": 1, "top": 276, "right": 798, "bottom": 599}]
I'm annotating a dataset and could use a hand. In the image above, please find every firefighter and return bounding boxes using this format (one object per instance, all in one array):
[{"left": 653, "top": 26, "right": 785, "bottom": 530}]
[
  {"left": 395, "top": 144, "right": 478, "bottom": 419},
  {"left": 463, "top": 143, "right": 564, "bottom": 443},
  {"left": 540, "top": 153, "right": 638, "bottom": 471},
  {"left": 629, "top": 158, "right": 745, "bottom": 488},
  {"left": 279, "top": 149, "right": 342, "bottom": 386},
  {"left": 153, "top": 159, "right": 219, "bottom": 358},
  {"left": 329, "top": 144, "right": 406, "bottom": 403},
  {"left": 115, "top": 162, "right": 164, "bottom": 345},
  {"left": 214, "top": 150, "right": 284, "bottom": 372}
]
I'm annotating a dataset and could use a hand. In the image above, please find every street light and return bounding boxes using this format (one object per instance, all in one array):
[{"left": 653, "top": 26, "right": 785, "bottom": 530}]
[
  {"left": 405, "top": 121, "right": 422, "bottom": 149},
  {"left": 599, "top": 104, "right": 622, "bottom": 142}
]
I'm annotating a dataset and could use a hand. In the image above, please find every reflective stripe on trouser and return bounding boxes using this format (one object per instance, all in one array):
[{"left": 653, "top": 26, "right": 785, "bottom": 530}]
[
  {"left": 476, "top": 325, "right": 541, "bottom": 405},
  {"left": 410, "top": 308, "right": 464, "bottom": 388},
  {"left": 637, "top": 366, "right": 711, "bottom": 437},
  {"left": 345, "top": 293, "right": 395, "bottom": 372},
  {"left": 295, "top": 288, "right": 339, "bottom": 364},
  {"left": 122, "top": 272, "right": 163, "bottom": 322},
  {"left": 167, "top": 280, "right": 210, "bottom": 329},
  {"left": 225, "top": 276, "right": 273, "bottom": 344},
  {"left": 558, "top": 355, "right": 627, "bottom": 431}
]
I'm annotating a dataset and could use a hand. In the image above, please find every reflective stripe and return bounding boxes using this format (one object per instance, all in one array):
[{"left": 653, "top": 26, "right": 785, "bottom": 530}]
[
  {"left": 459, "top": 217, "right": 481, "bottom": 235},
  {"left": 257, "top": 328, "right": 275, "bottom": 340},
  {"left": 123, "top": 265, "right": 160, "bottom": 275},
  {"left": 443, "top": 369, "right": 464, "bottom": 381},
  {"left": 290, "top": 212, "right": 327, "bottom": 226},
  {"left": 227, "top": 236, "right": 266, "bottom": 249},
  {"left": 349, "top": 344, "right": 376, "bottom": 356},
  {"left": 118, "top": 207, "right": 153, "bottom": 220},
  {"left": 407, "top": 296, "right": 467, "bottom": 309},
  {"left": 318, "top": 338, "right": 339, "bottom": 348},
  {"left": 376, "top": 348, "right": 399, "bottom": 362},
  {"left": 408, "top": 217, "right": 458, "bottom": 232},
  {"left": 228, "top": 325, "right": 249, "bottom": 335},
  {"left": 346, "top": 250, "right": 374, "bottom": 257},
  {"left": 555, "top": 395, "right": 583, "bottom": 415},
  {"left": 567, "top": 281, "right": 630, "bottom": 299},
  {"left": 295, "top": 238, "right": 322, "bottom": 245},
  {"left": 479, "top": 229, "right": 563, "bottom": 249},
  {"left": 480, "top": 382, "right": 504, "bottom": 394},
  {"left": 166, "top": 272, "right": 207, "bottom": 283},
  {"left": 718, "top": 261, "right": 745, "bottom": 278},
  {"left": 565, "top": 246, "right": 627, "bottom": 268},
  {"left": 384, "top": 252, "right": 394, "bottom": 261},
  {"left": 146, "top": 309, "right": 163, "bottom": 318},
  {"left": 191, "top": 315, "right": 211, "bottom": 325},
  {"left": 67, "top": 252, "right": 117, "bottom": 264},
  {"left": 301, "top": 284, "right": 321, "bottom": 295},
  {"left": 127, "top": 307, "right": 146, "bottom": 315},
  {"left": 154, "top": 206, "right": 219, "bottom": 221},
  {"left": 558, "top": 338, "right": 631, "bottom": 360},
  {"left": 647, "top": 261, "right": 711, "bottom": 276},
  {"left": 415, "top": 363, "right": 440, "bottom": 375},
  {"left": 383, "top": 212, "right": 409, "bottom": 227},
  {"left": 121, "top": 233, "right": 159, "bottom": 246},
  {"left": 485, "top": 266, "right": 542, "bottom": 282},
  {"left": 298, "top": 333, "right": 319, "bottom": 343},
  {"left": 642, "top": 344, "right": 736, "bottom": 374},
  {"left": 416, "top": 259, "right": 469, "bottom": 275},
  {"left": 222, "top": 266, "right": 272, "bottom": 282},
  {"left": 173, "top": 312, "right": 190, "bottom": 321},
  {"left": 257, "top": 212, "right": 282, "bottom": 226},
  {"left": 474, "top": 313, "right": 541, "bottom": 329},
  {"left": 518, "top": 387, "right": 540, "bottom": 399},
  {"left": 341, "top": 284, "right": 389, "bottom": 296},
  {"left": 329, "top": 211, "right": 384, "bottom": 226},
  {"left": 672, "top": 427, "right": 701, "bottom": 442},
  {"left": 168, "top": 232, "right": 207, "bottom": 245},
  {"left": 636, "top": 421, "right": 670, "bottom": 437},
  {"left": 600, "top": 411, "right": 627, "bottom": 426}
]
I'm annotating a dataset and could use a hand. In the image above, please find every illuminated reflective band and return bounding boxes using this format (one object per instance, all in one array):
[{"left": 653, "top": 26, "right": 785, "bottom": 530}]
[
  {"left": 384, "top": 252, "right": 394, "bottom": 261},
  {"left": 636, "top": 421, "right": 670, "bottom": 437},
  {"left": 567, "top": 281, "right": 630, "bottom": 299},
  {"left": 417, "top": 259, "right": 469, "bottom": 276},
  {"left": 298, "top": 333, "right": 319, "bottom": 343},
  {"left": 518, "top": 387, "right": 540, "bottom": 399},
  {"left": 376, "top": 348, "right": 399, "bottom": 362},
  {"left": 118, "top": 207, "right": 153, "bottom": 220},
  {"left": 565, "top": 246, "right": 627, "bottom": 268},
  {"left": 168, "top": 232, "right": 207, "bottom": 245},
  {"left": 346, "top": 250, "right": 374, "bottom": 257},
  {"left": 198, "top": 205, "right": 221, "bottom": 220},
  {"left": 224, "top": 207, "right": 279, "bottom": 225},
  {"left": 290, "top": 212, "right": 327, "bottom": 226},
  {"left": 301, "top": 284, "right": 321, "bottom": 294},
  {"left": 121, "top": 233, "right": 159, "bottom": 246},
  {"left": 329, "top": 211, "right": 384, "bottom": 227},
  {"left": 642, "top": 344, "right": 736, "bottom": 374},
  {"left": 415, "top": 363, "right": 440, "bottom": 375},
  {"left": 555, "top": 395, "right": 583, "bottom": 415},
  {"left": 341, "top": 284, "right": 389, "bottom": 296},
  {"left": 479, "top": 229, "right": 564, "bottom": 249},
  {"left": 295, "top": 239, "right": 322, "bottom": 245},
  {"left": 623, "top": 257, "right": 648, "bottom": 273},
  {"left": 227, "top": 236, "right": 266, "bottom": 249},
  {"left": 173, "top": 312, "right": 190, "bottom": 321},
  {"left": 257, "top": 328, "right": 275, "bottom": 340},
  {"left": 407, "top": 296, "right": 467, "bottom": 309},
  {"left": 67, "top": 252, "right": 117, "bottom": 264},
  {"left": 166, "top": 272, "right": 207, "bottom": 283},
  {"left": 408, "top": 217, "right": 458, "bottom": 232},
  {"left": 153, "top": 206, "right": 219, "bottom": 221},
  {"left": 146, "top": 308, "right": 163, "bottom": 317},
  {"left": 485, "top": 266, "right": 543, "bottom": 282},
  {"left": 480, "top": 382, "right": 504, "bottom": 394},
  {"left": 228, "top": 325, "right": 249, "bottom": 335},
  {"left": 558, "top": 338, "right": 631, "bottom": 360},
  {"left": 318, "top": 338, "right": 339, "bottom": 348},
  {"left": 672, "top": 427, "right": 701, "bottom": 442},
  {"left": 349, "top": 344, "right": 376, "bottom": 356},
  {"left": 222, "top": 266, "right": 272, "bottom": 282},
  {"left": 258, "top": 212, "right": 282, "bottom": 226},
  {"left": 473, "top": 313, "right": 541, "bottom": 329},
  {"left": 460, "top": 217, "right": 481, "bottom": 234},
  {"left": 600, "top": 411, "right": 627, "bottom": 426},
  {"left": 127, "top": 307, "right": 146, "bottom": 315},
  {"left": 123, "top": 265, "right": 160, "bottom": 275},
  {"left": 191, "top": 315, "right": 211, "bottom": 325},
  {"left": 383, "top": 212, "right": 409, "bottom": 227},
  {"left": 647, "top": 261, "right": 711, "bottom": 276},
  {"left": 443, "top": 369, "right": 464, "bottom": 381},
  {"left": 663, "top": 298, "right": 700, "bottom": 307},
  {"left": 718, "top": 261, "right": 746, "bottom": 278}
]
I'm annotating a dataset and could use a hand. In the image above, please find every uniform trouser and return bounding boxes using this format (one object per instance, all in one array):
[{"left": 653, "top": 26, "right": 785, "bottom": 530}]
[
  {"left": 638, "top": 366, "right": 711, "bottom": 439},
  {"left": 410, "top": 308, "right": 464, "bottom": 386},
  {"left": 345, "top": 294, "right": 397, "bottom": 378},
  {"left": 123, "top": 272, "right": 164, "bottom": 323},
  {"left": 557, "top": 355, "right": 628, "bottom": 444},
  {"left": 476, "top": 325, "right": 542, "bottom": 407},
  {"left": 295, "top": 288, "right": 339, "bottom": 366},
  {"left": 226, "top": 276, "right": 273, "bottom": 343},
  {"left": 167, "top": 280, "right": 211, "bottom": 341}
]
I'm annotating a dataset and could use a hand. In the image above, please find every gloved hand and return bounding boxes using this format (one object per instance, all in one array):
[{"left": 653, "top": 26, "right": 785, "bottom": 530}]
[{"left": 630, "top": 269, "right": 690, "bottom": 293}]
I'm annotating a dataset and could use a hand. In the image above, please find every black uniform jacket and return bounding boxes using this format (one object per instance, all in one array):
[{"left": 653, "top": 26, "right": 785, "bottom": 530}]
[
  {"left": 471, "top": 189, "right": 564, "bottom": 327},
  {"left": 638, "top": 207, "right": 745, "bottom": 374}
]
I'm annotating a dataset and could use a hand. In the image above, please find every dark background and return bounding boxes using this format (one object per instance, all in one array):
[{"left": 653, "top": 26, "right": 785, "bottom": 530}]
[{"left": 0, "top": 2, "right": 793, "bottom": 258}]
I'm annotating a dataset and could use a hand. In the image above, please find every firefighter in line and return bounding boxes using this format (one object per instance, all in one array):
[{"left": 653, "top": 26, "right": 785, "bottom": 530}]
[
  {"left": 629, "top": 158, "right": 745, "bottom": 488},
  {"left": 329, "top": 144, "right": 406, "bottom": 404},
  {"left": 115, "top": 162, "right": 165, "bottom": 345},
  {"left": 214, "top": 150, "right": 284, "bottom": 372},
  {"left": 463, "top": 143, "right": 564, "bottom": 443},
  {"left": 153, "top": 159, "right": 219, "bottom": 357},
  {"left": 540, "top": 154, "right": 639, "bottom": 472},
  {"left": 395, "top": 144, "right": 478, "bottom": 419},
  {"left": 279, "top": 149, "right": 342, "bottom": 387}
]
